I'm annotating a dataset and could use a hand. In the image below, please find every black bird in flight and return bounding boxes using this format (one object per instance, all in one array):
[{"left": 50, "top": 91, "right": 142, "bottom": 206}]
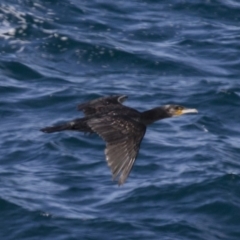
[{"left": 41, "top": 95, "right": 198, "bottom": 185}]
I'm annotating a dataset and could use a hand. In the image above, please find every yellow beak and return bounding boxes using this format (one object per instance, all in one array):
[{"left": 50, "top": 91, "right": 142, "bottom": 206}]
[{"left": 180, "top": 108, "right": 198, "bottom": 115}]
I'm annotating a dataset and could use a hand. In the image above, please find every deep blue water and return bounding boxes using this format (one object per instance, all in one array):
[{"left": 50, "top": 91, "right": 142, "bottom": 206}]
[{"left": 1, "top": 0, "right": 240, "bottom": 239}]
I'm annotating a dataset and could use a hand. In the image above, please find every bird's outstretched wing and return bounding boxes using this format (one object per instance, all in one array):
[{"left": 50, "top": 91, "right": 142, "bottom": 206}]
[
  {"left": 88, "top": 116, "right": 146, "bottom": 185},
  {"left": 77, "top": 95, "right": 127, "bottom": 116}
]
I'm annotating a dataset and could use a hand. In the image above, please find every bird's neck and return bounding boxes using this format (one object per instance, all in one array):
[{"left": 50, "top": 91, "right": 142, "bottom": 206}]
[{"left": 141, "top": 107, "right": 170, "bottom": 125}]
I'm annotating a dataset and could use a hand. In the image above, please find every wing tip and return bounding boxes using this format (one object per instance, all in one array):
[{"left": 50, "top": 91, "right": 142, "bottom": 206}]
[
  {"left": 118, "top": 95, "right": 128, "bottom": 103},
  {"left": 117, "top": 179, "right": 125, "bottom": 186}
]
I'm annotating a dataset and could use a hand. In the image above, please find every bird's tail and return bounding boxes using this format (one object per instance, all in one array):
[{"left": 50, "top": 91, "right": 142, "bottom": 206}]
[
  {"left": 41, "top": 124, "right": 70, "bottom": 133},
  {"left": 40, "top": 118, "right": 93, "bottom": 133}
]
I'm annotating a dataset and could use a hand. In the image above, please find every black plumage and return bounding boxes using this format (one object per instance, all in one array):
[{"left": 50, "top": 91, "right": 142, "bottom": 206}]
[{"left": 41, "top": 95, "right": 198, "bottom": 185}]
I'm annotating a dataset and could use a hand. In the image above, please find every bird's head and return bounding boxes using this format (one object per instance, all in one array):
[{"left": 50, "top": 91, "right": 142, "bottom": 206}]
[{"left": 163, "top": 104, "right": 198, "bottom": 117}]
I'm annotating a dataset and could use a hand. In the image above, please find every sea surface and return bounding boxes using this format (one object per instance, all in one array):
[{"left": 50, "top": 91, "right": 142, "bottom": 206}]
[{"left": 1, "top": 0, "right": 240, "bottom": 239}]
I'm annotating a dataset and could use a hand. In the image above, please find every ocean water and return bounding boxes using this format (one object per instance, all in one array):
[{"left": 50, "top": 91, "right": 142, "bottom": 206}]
[{"left": 1, "top": 0, "right": 240, "bottom": 239}]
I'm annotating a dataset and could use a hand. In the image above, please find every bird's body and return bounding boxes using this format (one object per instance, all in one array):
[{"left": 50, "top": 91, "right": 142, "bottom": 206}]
[{"left": 41, "top": 95, "right": 198, "bottom": 185}]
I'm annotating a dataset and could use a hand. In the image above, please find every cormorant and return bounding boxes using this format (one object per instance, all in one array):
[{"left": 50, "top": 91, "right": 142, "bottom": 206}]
[{"left": 41, "top": 95, "right": 198, "bottom": 185}]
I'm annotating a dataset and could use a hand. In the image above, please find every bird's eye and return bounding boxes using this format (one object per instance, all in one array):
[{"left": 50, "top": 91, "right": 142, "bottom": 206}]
[{"left": 174, "top": 106, "right": 182, "bottom": 111}]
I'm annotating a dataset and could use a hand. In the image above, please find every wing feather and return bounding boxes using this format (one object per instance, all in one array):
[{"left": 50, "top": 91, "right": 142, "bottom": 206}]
[
  {"left": 78, "top": 95, "right": 128, "bottom": 116},
  {"left": 88, "top": 116, "right": 146, "bottom": 185}
]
